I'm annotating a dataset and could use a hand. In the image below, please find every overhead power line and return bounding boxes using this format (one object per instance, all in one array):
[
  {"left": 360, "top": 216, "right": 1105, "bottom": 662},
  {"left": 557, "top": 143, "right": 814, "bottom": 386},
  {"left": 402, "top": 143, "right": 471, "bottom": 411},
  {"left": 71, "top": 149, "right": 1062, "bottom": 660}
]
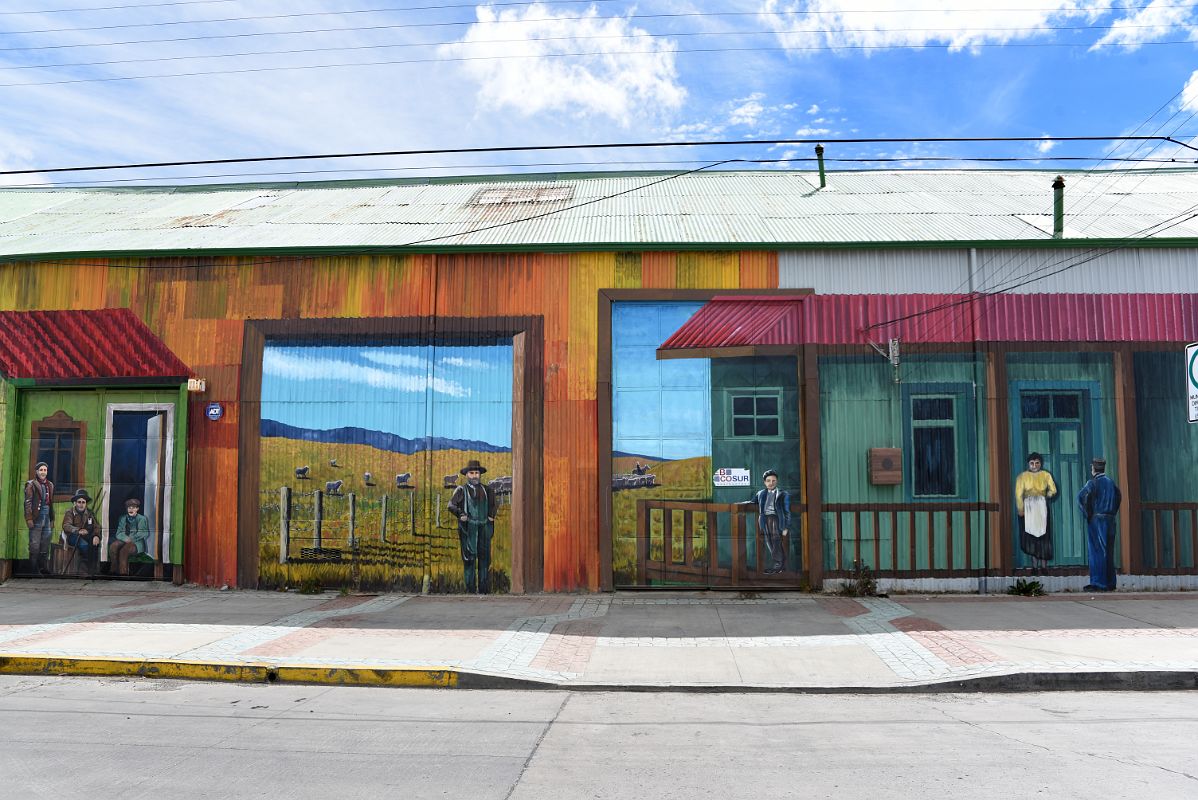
[
  {"left": 0, "top": 2, "right": 1186, "bottom": 33},
  {"left": 4, "top": 40, "right": 1195, "bottom": 89},
  {"left": 3, "top": 135, "right": 1195, "bottom": 178},
  {"left": 3, "top": 154, "right": 1196, "bottom": 190},
  {"left": 0, "top": 23, "right": 1184, "bottom": 73}
]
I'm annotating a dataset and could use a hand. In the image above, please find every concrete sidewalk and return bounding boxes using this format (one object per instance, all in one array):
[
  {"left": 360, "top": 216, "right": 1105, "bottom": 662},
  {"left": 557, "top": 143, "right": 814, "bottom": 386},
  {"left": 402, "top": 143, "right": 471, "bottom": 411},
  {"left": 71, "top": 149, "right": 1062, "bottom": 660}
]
[{"left": 1, "top": 580, "right": 1196, "bottom": 692}]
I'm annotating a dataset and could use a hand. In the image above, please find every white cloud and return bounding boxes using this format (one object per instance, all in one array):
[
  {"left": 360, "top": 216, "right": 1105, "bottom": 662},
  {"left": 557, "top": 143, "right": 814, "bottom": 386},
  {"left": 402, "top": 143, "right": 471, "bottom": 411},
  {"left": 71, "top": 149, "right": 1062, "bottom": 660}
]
[
  {"left": 442, "top": 3, "right": 685, "bottom": 126},
  {"left": 264, "top": 349, "right": 468, "bottom": 397},
  {"left": 1182, "top": 70, "right": 1198, "bottom": 112},
  {"left": 440, "top": 356, "right": 491, "bottom": 369},
  {"left": 794, "top": 126, "right": 831, "bottom": 136},
  {"left": 728, "top": 92, "right": 767, "bottom": 125},
  {"left": 806, "top": 104, "right": 819, "bottom": 114},
  {"left": 361, "top": 351, "right": 427, "bottom": 370},
  {"left": 1092, "top": 0, "right": 1197, "bottom": 51},
  {"left": 758, "top": 0, "right": 1120, "bottom": 53},
  {"left": 1037, "top": 135, "right": 1057, "bottom": 154}
]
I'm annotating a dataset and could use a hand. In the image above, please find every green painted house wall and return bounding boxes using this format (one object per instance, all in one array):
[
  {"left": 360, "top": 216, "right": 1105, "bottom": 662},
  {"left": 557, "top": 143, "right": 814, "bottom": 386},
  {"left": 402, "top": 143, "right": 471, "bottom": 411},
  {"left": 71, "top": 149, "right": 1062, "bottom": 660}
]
[
  {"left": 0, "top": 382, "right": 13, "bottom": 559},
  {"left": 1134, "top": 351, "right": 1198, "bottom": 569},
  {"left": 818, "top": 355, "right": 990, "bottom": 572},
  {"left": 3, "top": 386, "right": 187, "bottom": 565}
]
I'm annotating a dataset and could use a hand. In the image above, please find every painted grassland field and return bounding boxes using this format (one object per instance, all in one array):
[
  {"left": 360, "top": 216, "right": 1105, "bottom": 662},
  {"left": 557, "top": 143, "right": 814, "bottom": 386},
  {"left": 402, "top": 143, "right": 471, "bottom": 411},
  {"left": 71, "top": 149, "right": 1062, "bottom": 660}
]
[
  {"left": 259, "top": 436, "right": 512, "bottom": 593},
  {"left": 611, "top": 455, "right": 711, "bottom": 585}
]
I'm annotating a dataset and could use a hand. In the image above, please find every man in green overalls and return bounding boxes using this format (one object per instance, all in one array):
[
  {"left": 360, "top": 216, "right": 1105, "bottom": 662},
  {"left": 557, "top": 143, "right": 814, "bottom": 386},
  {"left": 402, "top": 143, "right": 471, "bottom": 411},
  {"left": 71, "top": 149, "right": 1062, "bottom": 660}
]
[{"left": 447, "top": 459, "right": 496, "bottom": 594}]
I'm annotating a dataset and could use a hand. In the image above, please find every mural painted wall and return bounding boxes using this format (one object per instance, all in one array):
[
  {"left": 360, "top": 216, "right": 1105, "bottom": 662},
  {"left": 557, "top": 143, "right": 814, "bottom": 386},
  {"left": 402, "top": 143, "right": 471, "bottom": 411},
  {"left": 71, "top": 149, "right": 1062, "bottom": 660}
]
[
  {"left": 258, "top": 341, "right": 514, "bottom": 592},
  {"left": 0, "top": 250, "right": 778, "bottom": 589},
  {"left": 5, "top": 388, "right": 185, "bottom": 580}
]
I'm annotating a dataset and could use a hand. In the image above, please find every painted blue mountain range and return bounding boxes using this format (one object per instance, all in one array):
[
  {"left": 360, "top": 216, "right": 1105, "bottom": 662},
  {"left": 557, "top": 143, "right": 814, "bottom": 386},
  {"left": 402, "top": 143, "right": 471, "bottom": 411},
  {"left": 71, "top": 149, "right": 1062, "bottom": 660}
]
[{"left": 261, "top": 419, "right": 510, "bottom": 454}]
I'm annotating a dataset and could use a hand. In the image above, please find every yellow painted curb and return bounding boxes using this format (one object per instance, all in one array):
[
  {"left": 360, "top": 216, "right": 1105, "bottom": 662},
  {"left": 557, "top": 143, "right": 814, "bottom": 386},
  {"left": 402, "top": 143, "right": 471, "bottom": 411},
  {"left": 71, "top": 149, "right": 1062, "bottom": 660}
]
[
  {"left": 0, "top": 655, "right": 272, "bottom": 683},
  {"left": 274, "top": 665, "right": 459, "bottom": 687},
  {"left": 0, "top": 654, "right": 461, "bottom": 688}
]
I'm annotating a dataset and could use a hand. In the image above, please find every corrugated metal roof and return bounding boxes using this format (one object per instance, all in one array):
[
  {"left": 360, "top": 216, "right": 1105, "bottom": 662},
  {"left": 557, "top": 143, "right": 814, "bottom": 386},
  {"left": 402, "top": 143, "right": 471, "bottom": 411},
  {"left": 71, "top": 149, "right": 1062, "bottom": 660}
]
[
  {"left": 657, "top": 293, "right": 1198, "bottom": 352},
  {"left": 1, "top": 169, "right": 1198, "bottom": 258},
  {"left": 0, "top": 308, "right": 190, "bottom": 380}
]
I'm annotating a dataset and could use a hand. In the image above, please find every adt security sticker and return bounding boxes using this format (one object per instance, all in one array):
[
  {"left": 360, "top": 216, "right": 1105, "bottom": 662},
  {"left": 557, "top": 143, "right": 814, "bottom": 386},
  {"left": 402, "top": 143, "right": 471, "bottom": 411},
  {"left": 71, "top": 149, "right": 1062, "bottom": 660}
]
[{"left": 205, "top": 402, "right": 224, "bottom": 422}]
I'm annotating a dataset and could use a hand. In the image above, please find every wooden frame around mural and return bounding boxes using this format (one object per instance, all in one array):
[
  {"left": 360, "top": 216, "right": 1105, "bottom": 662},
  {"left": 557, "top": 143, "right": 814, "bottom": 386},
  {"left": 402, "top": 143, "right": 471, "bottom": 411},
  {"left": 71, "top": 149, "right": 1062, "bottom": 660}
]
[
  {"left": 237, "top": 316, "right": 544, "bottom": 593},
  {"left": 596, "top": 288, "right": 813, "bottom": 591}
]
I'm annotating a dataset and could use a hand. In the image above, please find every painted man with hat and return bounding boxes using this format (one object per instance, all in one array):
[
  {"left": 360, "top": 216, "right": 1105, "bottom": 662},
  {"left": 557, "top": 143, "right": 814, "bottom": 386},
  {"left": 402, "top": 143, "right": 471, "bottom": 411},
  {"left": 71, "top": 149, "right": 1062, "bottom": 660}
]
[
  {"left": 1076, "top": 457, "right": 1122, "bottom": 592},
  {"left": 447, "top": 459, "right": 496, "bottom": 594},
  {"left": 61, "top": 488, "right": 102, "bottom": 577},
  {"left": 23, "top": 461, "right": 55, "bottom": 576}
]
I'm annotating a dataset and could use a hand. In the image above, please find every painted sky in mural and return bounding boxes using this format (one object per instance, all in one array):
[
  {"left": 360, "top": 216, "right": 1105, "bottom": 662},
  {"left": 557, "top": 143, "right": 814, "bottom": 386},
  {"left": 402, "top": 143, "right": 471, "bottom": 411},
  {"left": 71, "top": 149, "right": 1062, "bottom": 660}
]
[
  {"left": 262, "top": 343, "right": 513, "bottom": 449},
  {"left": 613, "top": 302, "right": 709, "bottom": 461}
]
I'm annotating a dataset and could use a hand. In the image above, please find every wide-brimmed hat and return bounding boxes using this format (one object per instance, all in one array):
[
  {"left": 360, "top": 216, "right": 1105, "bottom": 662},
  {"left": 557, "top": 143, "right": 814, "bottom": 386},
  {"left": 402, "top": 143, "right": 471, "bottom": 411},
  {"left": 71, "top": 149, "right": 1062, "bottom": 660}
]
[
  {"left": 71, "top": 489, "right": 92, "bottom": 502},
  {"left": 459, "top": 459, "right": 488, "bottom": 475}
]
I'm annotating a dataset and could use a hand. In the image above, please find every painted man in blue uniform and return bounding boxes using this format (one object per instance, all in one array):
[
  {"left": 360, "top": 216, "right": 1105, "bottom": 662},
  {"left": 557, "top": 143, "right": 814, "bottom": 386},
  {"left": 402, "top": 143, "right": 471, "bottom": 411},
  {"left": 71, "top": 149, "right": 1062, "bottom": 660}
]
[
  {"left": 750, "top": 469, "right": 791, "bottom": 574},
  {"left": 1076, "top": 457, "right": 1122, "bottom": 592}
]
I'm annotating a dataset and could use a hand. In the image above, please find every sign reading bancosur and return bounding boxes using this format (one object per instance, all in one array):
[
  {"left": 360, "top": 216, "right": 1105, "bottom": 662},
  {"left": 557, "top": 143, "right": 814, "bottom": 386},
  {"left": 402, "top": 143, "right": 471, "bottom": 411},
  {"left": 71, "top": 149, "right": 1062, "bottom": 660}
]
[
  {"left": 713, "top": 468, "right": 751, "bottom": 487},
  {"left": 1188, "top": 343, "right": 1198, "bottom": 424}
]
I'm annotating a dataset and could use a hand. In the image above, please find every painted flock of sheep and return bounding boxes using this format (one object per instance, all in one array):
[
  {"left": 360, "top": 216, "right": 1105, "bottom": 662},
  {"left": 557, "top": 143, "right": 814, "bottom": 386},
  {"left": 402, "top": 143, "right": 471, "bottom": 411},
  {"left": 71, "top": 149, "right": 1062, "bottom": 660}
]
[{"left": 293, "top": 463, "right": 513, "bottom": 498}]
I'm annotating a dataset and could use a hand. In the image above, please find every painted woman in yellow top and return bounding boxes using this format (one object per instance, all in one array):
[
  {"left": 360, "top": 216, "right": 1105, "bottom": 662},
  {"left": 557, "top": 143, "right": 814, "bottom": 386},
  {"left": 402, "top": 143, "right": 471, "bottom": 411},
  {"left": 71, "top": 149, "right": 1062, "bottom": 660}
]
[{"left": 1015, "top": 451, "right": 1057, "bottom": 573}]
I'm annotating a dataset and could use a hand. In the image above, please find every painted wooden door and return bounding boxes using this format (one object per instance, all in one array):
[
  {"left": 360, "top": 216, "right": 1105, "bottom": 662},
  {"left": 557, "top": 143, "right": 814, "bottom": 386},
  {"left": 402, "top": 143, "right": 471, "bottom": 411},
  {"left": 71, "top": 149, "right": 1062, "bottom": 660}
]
[{"left": 1018, "top": 391, "right": 1089, "bottom": 566}]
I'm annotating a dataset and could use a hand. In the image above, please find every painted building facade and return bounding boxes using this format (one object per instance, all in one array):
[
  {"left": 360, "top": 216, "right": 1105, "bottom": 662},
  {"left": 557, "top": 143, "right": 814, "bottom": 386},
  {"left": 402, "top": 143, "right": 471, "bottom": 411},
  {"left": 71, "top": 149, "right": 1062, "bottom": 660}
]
[{"left": 0, "top": 170, "right": 1196, "bottom": 592}]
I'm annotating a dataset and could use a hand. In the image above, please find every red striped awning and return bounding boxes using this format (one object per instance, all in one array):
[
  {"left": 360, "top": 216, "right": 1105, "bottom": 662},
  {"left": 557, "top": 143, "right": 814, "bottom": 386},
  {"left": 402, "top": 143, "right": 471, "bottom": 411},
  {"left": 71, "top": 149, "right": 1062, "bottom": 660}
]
[
  {"left": 658, "top": 293, "right": 1198, "bottom": 355},
  {"left": 0, "top": 308, "right": 189, "bottom": 381}
]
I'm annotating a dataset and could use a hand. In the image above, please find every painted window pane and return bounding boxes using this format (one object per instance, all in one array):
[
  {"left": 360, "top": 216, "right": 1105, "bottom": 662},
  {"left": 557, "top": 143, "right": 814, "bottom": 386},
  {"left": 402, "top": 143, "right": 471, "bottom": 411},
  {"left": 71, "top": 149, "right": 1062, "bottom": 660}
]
[
  {"left": 36, "top": 429, "right": 78, "bottom": 493},
  {"left": 732, "top": 396, "right": 754, "bottom": 415},
  {"left": 755, "top": 396, "right": 778, "bottom": 416},
  {"left": 1027, "top": 429, "right": 1051, "bottom": 455},
  {"left": 1059, "top": 428, "right": 1079, "bottom": 455},
  {"left": 733, "top": 417, "right": 755, "bottom": 436},
  {"left": 1052, "top": 393, "right": 1080, "bottom": 419},
  {"left": 1021, "top": 394, "right": 1050, "bottom": 418},
  {"left": 755, "top": 418, "right": 779, "bottom": 437},
  {"left": 912, "top": 397, "right": 953, "bottom": 421},
  {"left": 913, "top": 427, "right": 956, "bottom": 496}
]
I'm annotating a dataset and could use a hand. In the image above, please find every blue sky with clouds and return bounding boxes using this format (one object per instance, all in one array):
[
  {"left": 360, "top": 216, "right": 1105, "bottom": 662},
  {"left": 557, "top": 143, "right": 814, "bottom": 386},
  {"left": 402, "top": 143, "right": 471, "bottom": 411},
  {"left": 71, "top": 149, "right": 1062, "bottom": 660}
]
[
  {"left": 261, "top": 343, "right": 514, "bottom": 447},
  {"left": 2, "top": 1, "right": 1197, "bottom": 185}
]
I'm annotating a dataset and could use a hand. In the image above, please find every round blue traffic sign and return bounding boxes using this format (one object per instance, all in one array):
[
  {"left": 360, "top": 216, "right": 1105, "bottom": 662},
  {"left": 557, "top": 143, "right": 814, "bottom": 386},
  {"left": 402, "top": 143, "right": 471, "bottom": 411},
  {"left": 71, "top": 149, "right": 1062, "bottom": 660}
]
[{"left": 205, "top": 402, "right": 224, "bottom": 421}]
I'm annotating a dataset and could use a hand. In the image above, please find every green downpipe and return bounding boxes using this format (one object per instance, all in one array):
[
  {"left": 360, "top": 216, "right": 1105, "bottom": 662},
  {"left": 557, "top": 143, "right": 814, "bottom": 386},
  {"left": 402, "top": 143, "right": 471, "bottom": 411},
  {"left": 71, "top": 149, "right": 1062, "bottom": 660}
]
[
  {"left": 1053, "top": 175, "right": 1065, "bottom": 239},
  {"left": 816, "top": 144, "right": 827, "bottom": 188}
]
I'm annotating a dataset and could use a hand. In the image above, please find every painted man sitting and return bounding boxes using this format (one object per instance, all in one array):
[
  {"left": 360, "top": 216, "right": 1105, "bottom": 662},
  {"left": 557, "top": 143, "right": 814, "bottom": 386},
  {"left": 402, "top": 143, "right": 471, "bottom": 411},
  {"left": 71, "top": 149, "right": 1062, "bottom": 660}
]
[
  {"left": 61, "top": 489, "right": 101, "bottom": 577},
  {"left": 110, "top": 497, "right": 151, "bottom": 576}
]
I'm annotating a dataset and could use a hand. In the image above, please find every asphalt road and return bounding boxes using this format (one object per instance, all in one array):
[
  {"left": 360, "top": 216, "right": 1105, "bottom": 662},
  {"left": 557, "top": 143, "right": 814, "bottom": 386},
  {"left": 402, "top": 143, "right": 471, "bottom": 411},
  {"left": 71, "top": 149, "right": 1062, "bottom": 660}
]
[{"left": 1, "top": 676, "right": 1195, "bottom": 799}]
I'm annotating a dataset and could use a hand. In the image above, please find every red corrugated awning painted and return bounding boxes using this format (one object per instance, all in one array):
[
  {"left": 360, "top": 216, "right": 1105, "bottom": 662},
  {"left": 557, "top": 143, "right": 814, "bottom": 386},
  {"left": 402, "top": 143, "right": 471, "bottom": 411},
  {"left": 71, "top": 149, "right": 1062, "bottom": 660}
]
[
  {"left": 0, "top": 308, "right": 189, "bottom": 381},
  {"left": 658, "top": 293, "right": 1198, "bottom": 355},
  {"left": 659, "top": 296, "right": 803, "bottom": 354}
]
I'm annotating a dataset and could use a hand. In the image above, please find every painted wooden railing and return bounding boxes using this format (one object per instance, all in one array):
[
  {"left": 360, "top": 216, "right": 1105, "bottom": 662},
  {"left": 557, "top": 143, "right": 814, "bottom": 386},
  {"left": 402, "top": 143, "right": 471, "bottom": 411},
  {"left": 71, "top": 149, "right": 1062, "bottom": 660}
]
[
  {"left": 1140, "top": 502, "right": 1198, "bottom": 574},
  {"left": 635, "top": 500, "right": 806, "bottom": 586},
  {"left": 822, "top": 502, "right": 1001, "bottom": 577}
]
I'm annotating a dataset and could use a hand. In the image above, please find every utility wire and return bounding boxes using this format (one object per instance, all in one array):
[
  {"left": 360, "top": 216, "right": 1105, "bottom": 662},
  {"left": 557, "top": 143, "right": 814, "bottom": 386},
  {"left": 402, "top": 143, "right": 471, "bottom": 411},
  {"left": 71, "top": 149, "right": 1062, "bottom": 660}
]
[
  {"left": 4, "top": 135, "right": 1195, "bottom": 177},
  {"left": 5, "top": 40, "right": 1196, "bottom": 89},
  {"left": 1, "top": 2, "right": 1188, "bottom": 33},
  {"left": 6, "top": 153, "right": 1194, "bottom": 190},
  {"left": 0, "top": 23, "right": 1185, "bottom": 73}
]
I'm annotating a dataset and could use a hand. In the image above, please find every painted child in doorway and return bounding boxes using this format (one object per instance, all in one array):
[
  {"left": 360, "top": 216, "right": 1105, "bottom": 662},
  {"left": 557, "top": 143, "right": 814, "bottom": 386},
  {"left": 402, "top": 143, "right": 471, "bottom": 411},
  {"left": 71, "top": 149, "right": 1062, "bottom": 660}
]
[
  {"left": 1015, "top": 452, "right": 1057, "bottom": 574},
  {"left": 110, "top": 497, "right": 151, "bottom": 576}
]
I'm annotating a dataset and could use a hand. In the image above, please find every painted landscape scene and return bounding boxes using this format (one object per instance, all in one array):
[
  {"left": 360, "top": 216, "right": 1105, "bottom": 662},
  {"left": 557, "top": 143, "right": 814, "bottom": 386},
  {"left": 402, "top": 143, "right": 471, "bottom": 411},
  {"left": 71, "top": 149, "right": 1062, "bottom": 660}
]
[{"left": 258, "top": 342, "right": 513, "bottom": 593}]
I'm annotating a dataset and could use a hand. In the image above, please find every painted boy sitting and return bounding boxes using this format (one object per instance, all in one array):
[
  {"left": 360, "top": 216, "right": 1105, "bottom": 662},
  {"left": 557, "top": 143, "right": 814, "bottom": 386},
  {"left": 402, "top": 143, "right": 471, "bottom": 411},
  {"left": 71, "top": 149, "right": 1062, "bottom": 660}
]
[{"left": 110, "top": 497, "right": 151, "bottom": 576}]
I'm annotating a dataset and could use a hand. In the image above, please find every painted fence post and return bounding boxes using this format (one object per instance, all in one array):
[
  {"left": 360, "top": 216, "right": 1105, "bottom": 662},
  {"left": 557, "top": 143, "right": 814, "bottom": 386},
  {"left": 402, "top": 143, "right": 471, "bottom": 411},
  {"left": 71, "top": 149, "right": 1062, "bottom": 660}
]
[
  {"left": 380, "top": 494, "right": 388, "bottom": 542},
  {"left": 314, "top": 490, "right": 323, "bottom": 550},
  {"left": 348, "top": 492, "right": 357, "bottom": 549},
  {"left": 279, "top": 486, "right": 291, "bottom": 564}
]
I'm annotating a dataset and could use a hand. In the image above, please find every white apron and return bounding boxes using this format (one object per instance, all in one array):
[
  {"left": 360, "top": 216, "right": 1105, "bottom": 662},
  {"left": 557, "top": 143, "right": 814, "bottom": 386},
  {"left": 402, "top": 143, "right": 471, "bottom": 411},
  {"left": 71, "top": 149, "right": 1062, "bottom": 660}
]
[{"left": 1023, "top": 495, "right": 1048, "bottom": 537}]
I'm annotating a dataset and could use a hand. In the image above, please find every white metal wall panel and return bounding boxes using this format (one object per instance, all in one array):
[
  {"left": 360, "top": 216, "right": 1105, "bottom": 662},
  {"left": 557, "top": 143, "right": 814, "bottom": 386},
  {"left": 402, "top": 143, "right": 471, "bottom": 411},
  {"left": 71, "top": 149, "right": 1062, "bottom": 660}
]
[{"left": 781, "top": 247, "right": 1197, "bottom": 294}]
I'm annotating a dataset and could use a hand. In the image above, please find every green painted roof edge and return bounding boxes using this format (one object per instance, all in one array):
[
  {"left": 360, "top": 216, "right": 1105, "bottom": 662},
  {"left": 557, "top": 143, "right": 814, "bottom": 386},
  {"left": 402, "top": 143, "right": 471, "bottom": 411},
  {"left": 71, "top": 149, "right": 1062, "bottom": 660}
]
[{"left": 2, "top": 237, "right": 1198, "bottom": 265}]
